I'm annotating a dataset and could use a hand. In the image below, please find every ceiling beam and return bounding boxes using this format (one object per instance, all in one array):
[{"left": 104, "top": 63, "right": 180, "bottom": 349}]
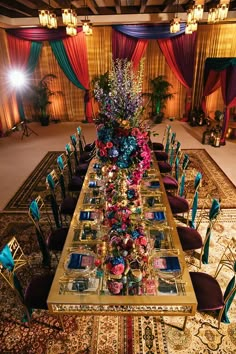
[
  {"left": 114, "top": 0, "right": 122, "bottom": 14},
  {"left": 140, "top": 0, "right": 148, "bottom": 13},
  {"left": 87, "top": 0, "right": 99, "bottom": 14}
]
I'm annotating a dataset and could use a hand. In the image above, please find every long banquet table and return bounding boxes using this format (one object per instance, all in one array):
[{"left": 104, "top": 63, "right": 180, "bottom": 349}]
[{"left": 47, "top": 155, "right": 197, "bottom": 328}]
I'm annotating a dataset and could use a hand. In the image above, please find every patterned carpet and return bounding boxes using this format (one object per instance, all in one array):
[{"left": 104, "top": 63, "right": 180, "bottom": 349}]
[
  {"left": 3, "top": 149, "right": 236, "bottom": 212},
  {"left": 0, "top": 211, "right": 235, "bottom": 353}
]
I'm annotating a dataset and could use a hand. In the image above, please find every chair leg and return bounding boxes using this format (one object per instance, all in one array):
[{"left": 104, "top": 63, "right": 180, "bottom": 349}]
[{"left": 58, "top": 314, "right": 65, "bottom": 331}]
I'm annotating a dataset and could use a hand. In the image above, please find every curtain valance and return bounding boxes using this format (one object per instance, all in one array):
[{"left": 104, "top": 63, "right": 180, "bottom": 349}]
[
  {"left": 6, "top": 27, "right": 82, "bottom": 42},
  {"left": 112, "top": 24, "right": 186, "bottom": 39}
]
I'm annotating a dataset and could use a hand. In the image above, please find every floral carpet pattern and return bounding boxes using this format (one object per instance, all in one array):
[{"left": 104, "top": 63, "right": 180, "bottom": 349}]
[
  {"left": 3, "top": 149, "right": 236, "bottom": 212},
  {"left": 183, "top": 149, "right": 236, "bottom": 209},
  {"left": 0, "top": 210, "right": 235, "bottom": 353}
]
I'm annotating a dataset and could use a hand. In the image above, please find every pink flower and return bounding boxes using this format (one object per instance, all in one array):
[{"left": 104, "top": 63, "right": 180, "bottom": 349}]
[
  {"left": 135, "top": 236, "right": 147, "bottom": 247},
  {"left": 106, "top": 141, "right": 113, "bottom": 148},
  {"left": 107, "top": 281, "right": 123, "bottom": 295},
  {"left": 111, "top": 263, "right": 125, "bottom": 275}
]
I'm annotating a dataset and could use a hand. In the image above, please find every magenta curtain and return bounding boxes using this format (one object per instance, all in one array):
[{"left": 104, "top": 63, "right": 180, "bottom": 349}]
[
  {"left": 62, "top": 32, "right": 93, "bottom": 122},
  {"left": 112, "top": 29, "right": 148, "bottom": 70},
  {"left": 220, "top": 67, "right": 236, "bottom": 143},
  {"left": 158, "top": 32, "right": 197, "bottom": 120},
  {"left": 201, "top": 70, "right": 221, "bottom": 113}
]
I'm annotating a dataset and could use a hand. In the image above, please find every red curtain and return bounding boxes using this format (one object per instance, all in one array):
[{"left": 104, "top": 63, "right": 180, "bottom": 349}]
[
  {"left": 7, "top": 34, "right": 31, "bottom": 68},
  {"left": 131, "top": 40, "right": 148, "bottom": 70},
  {"left": 63, "top": 32, "right": 93, "bottom": 122}
]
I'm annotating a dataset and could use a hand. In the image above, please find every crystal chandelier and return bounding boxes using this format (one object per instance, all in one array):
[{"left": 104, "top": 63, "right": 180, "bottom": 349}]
[{"left": 38, "top": 0, "right": 57, "bottom": 29}]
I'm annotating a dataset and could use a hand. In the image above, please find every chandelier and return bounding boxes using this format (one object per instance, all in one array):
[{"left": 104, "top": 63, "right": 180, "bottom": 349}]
[
  {"left": 38, "top": 0, "right": 57, "bottom": 29},
  {"left": 170, "top": 17, "right": 180, "bottom": 33},
  {"left": 62, "top": 4, "right": 78, "bottom": 36},
  {"left": 170, "top": 0, "right": 180, "bottom": 34},
  {"left": 81, "top": 17, "right": 93, "bottom": 35},
  {"left": 208, "top": 0, "right": 230, "bottom": 23}
]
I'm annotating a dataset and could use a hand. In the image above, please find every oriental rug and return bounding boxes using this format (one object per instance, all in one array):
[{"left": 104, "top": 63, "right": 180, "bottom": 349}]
[
  {"left": 183, "top": 149, "right": 236, "bottom": 209},
  {"left": 0, "top": 211, "right": 235, "bottom": 354},
  {"left": 3, "top": 149, "right": 236, "bottom": 212}
]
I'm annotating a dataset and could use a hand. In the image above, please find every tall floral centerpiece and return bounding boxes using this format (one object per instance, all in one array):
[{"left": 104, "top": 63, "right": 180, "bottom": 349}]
[{"left": 93, "top": 59, "right": 152, "bottom": 295}]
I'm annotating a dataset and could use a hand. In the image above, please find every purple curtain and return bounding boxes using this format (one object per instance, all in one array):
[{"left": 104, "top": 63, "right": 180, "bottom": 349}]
[
  {"left": 158, "top": 32, "right": 197, "bottom": 120},
  {"left": 112, "top": 30, "right": 137, "bottom": 60}
]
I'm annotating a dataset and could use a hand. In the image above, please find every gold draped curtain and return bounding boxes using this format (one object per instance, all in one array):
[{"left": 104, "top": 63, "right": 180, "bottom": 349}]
[{"left": 1, "top": 23, "right": 236, "bottom": 133}]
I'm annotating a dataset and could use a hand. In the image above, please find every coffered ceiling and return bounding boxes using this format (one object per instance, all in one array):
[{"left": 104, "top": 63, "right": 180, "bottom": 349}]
[{"left": 0, "top": 0, "right": 236, "bottom": 27}]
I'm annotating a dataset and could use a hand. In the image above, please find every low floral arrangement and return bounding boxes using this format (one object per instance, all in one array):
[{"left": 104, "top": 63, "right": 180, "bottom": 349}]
[{"left": 93, "top": 59, "right": 152, "bottom": 295}]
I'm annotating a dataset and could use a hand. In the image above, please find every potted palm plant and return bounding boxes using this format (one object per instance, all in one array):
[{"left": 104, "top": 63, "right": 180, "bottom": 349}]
[
  {"left": 30, "top": 74, "right": 63, "bottom": 126},
  {"left": 145, "top": 75, "right": 175, "bottom": 124}
]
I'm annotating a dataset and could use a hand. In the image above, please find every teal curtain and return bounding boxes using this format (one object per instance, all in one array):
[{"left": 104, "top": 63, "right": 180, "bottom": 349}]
[
  {"left": 50, "top": 40, "right": 85, "bottom": 90},
  {"left": 28, "top": 41, "right": 42, "bottom": 73}
]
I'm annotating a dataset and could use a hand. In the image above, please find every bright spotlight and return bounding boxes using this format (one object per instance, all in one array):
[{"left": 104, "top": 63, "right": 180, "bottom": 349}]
[{"left": 8, "top": 70, "right": 27, "bottom": 89}]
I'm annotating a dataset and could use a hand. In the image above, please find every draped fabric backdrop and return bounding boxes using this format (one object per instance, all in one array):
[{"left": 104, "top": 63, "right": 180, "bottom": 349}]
[
  {"left": 1, "top": 24, "right": 236, "bottom": 138},
  {"left": 202, "top": 58, "right": 236, "bottom": 143},
  {"left": 7, "top": 34, "right": 42, "bottom": 121}
]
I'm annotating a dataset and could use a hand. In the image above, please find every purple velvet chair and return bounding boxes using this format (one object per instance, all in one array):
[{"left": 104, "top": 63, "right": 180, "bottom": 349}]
[
  {"left": 158, "top": 160, "right": 172, "bottom": 174},
  {"left": 0, "top": 237, "right": 64, "bottom": 329},
  {"left": 46, "top": 170, "right": 78, "bottom": 220},
  {"left": 177, "top": 225, "right": 203, "bottom": 254},
  {"left": 167, "top": 192, "right": 190, "bottom": 215},
  {"left": 29, "top": 196, "right": 69, "bottom": 267},
  {"left": 189, "top": 239, "right": 236, "bottom": 329},
  {"left": 57, "top": 153, "right": 84, "bottom": 193},
  {"left": 152, "top": 142, "right": 164, "bottom": 151},
  {"left": 154, "top": 150, "right": 169, "bottom": 161}
]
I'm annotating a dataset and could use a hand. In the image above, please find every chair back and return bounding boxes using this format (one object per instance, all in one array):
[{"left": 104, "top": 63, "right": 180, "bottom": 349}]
[
  {"left": 200, "top": 198, "right": 221, "bottom": 265},
  {"left": 70, "top": 134, "right": 80, "bottom": 166},
  {"left": 163, "top": 125, "right": 172, "bottom": 153},
  {"left": 178, "top": 154, "right": 190, "bottom": 197},
  {"left": 215, "top": 238, "right": 236, "bottom": 325},
  {"left": 188, "top": 172, "right": 202, "bottom": 228},
  {"left": 65, "top": 142, "right": 76, "bottom": 178},
  {"left": 46, "top": 170, "right": 62, "bottom": 229},
  {"left": 0, "top": 237, "right": 29, "bottom": 303},
  {"left": 77, "top": 126, "right": 86, "bottom": 152},
  {"left": 0, "top": 237, "right": 29, "bottom": 286},
  {"left": 28, "top": 196, "right": 52, "bottom": 267}
]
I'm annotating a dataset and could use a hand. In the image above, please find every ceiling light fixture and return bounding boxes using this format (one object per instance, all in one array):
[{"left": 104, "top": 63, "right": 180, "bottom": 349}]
[
  {"left": 81, "top": 17, "right": 93, "bottom": 35},
  {"left": 208, "top": 0, "right": 230, "bottom": 23},
  {"left": 38, "top": 0, "right": 57, "bottom": 29},
  {"left": 62, "top": 2, "right": 78, "bottom": 36},
  {"left": 170, "top": 0, "right": 180, "bottom": 34}
]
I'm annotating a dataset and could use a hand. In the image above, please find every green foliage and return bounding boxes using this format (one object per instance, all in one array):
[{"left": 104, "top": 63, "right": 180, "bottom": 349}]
[
  {"left": 29, "top": 74, "right": 63, "bottom": 118},
  {"left": 144, "top": 75, "right": 175, "bottom": 118}
]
